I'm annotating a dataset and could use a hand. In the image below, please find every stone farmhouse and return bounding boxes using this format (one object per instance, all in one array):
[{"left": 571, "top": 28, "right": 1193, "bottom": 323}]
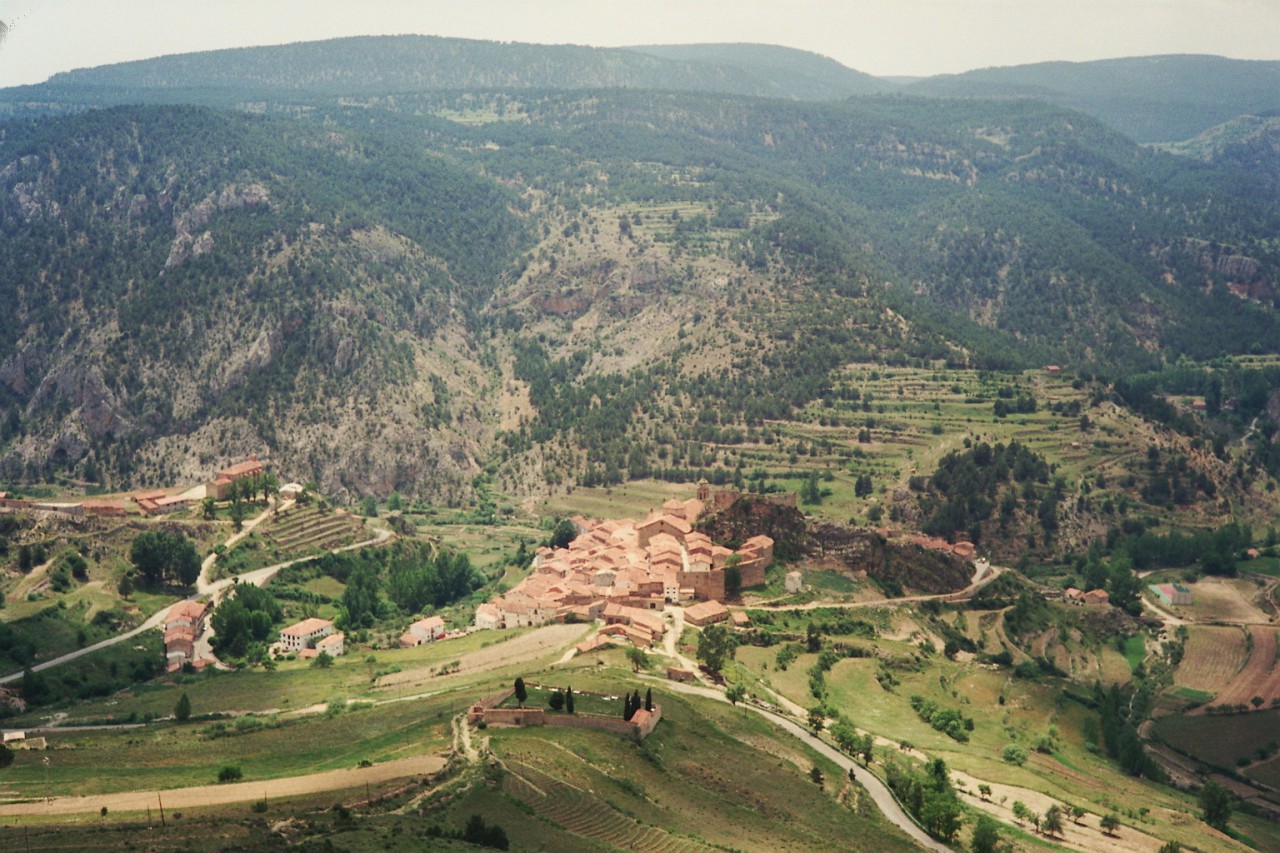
[
  {"left": 134, "top": 489, "right": 191, "bottom": 516},
  {"left": 683, "top": 599, "right": 730, "bottom": 627},
  {"left": 475, "top": 490, "right": 773, "bottom": 636}
]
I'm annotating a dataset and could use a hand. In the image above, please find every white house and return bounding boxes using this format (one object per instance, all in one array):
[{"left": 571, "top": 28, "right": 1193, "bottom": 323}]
[
  {"left": 315, "top": 632, "right": 345, "bottom": 657},
  {"left": 279, "top": 617, "right": 334, "bottom": 652},
  {"left": 401, "top": 615, "right": 446, "bottom": 647}
]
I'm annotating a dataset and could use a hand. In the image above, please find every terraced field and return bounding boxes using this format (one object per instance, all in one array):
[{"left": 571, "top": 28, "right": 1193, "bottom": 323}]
[
  {"left": 1209, "top": 626, "right": 1280, "bottom": 711},
  {"left": 1181, "top": 578, "right": 1271, "bottom": 624},
  {"left": 503, "top": 761, "right": 715, "bottom": 853},
  {"left": 1175, "top": 625, "right": 1249, "bottom": 699},
  {"left": 260, "top": 505, "right": 367, "bottom": 553}
]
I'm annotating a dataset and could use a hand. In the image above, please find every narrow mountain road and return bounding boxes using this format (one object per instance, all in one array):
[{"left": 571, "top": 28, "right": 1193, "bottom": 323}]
[
  {"left": 196, "top": 502, "right": 279, "bottom": 596},
  {"left": 651, "top": 677, "right": 950, "bottom": 852},
  {"left": 639, "top": 610, "right": 944, "bottom": 849},
  {"left": 0, "top": 603, "right": 172, "bottom": 685}
]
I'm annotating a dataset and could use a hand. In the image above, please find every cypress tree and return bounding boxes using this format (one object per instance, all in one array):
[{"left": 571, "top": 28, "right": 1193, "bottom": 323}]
[
  {"left": 565, "top": 685, "right": 575, "bottom": 714},
  {"left": 644, "top": 687, "right": 653, "bottom": 712}
]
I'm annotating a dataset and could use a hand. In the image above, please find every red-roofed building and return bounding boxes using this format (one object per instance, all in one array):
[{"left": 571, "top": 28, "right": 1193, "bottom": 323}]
[
  {"left": 1083, "top": 589, "right": 1110, "bottom": 606},
  {"left": 637, "top": 514, "right": 692, "bottom": 547},
  {"left": 207, "top": 455, "right": 266, "bottom": 500},
  {"left": 684, "top": 599, "right": 730, "bottom": 627}
]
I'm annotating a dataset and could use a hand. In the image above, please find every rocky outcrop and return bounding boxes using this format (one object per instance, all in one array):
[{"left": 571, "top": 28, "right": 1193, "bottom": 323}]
[
  {"left": 164, "top": 183, "right": 270, "bottom": 270},
  {"left": 1152, "top": 238, "right": 1277, "bottom": 303},
  {"left": 522, "top": 258, "right": 671, "bottom": 320},
  {"left": 807, "top": 522, "right": 971, "bottom": 595},
  {"left": 698, "top": 494, "right": 806, "bottom": 560}
]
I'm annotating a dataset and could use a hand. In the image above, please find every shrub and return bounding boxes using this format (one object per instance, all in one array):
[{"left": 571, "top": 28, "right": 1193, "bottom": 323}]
[
  {"left": 218, "top": 765, "right": 243, "bottom": 783},
  {"left": 1002, "top": 744, "right": 1028, "bottom": 765}
]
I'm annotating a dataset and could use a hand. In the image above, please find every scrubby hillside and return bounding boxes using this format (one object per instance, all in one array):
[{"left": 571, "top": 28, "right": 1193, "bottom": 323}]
[{"left": 0, "top": 105, "right": 526, "bottom": 500}]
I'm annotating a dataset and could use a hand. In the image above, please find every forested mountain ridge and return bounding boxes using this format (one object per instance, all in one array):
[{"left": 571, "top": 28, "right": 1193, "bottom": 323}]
[
  {"left": 0, "top": 35, "right": 891, "bottom": 111},
  {"left": 905, "top": 54, "right": 1280, "bottom": 142},
  {"left": 1, "top": 73, "right": 1278, "bottom": 509},
  {"left": 1157, "top": 115, "right": 1280, "bottom": 194},
  {"left": 5, "top": 37, "right": 1278, "bottom": 146}
]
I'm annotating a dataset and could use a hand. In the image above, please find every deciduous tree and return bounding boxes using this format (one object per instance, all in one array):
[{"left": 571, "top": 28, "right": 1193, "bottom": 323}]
[
  {"left": 1199, "top": 780, "right": 1232, "bottom": 831},
  {"left": 696, "top": 624, "right": 736, "bottom": 672}
]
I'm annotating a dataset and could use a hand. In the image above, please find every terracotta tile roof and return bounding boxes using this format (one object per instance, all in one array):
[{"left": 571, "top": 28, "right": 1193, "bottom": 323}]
[
  {"left": 216, "top": 456, "right": 264, "bottom": 480},
  {"left": 280, "top": 617, "right": 334, "bottom": 638},
  {"left": 412, "top": 615, "right": 446, "bottom": 632},
  {"left": 167, "top": 600, "right": 208, "bottom": 623},
  {"left": 684, "top": 600, "right": 729, "bottom": 624}
]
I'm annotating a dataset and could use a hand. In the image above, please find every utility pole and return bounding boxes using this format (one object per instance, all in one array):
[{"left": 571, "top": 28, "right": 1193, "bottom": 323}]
[{"left": 158, "top": 794, "right": 165, "bottom": 827}]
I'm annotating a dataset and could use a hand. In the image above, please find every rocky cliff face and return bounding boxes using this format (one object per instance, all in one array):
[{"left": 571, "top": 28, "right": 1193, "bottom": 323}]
[
  {"left": 807, "top": 522, "right": 972, "bottom": 595},
  {"left": 697, "top": 495, "right": 807, "bottom": 561}
]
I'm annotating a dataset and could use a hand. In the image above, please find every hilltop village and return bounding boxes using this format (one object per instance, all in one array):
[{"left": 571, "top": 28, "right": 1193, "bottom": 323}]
[{"left": 476, "top": 483, "right": 775, "bottom": 647}]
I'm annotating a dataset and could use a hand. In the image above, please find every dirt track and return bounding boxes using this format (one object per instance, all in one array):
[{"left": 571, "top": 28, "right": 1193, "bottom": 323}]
[{"left": 0, "top": 754, "right": 446, "bottom": 816}]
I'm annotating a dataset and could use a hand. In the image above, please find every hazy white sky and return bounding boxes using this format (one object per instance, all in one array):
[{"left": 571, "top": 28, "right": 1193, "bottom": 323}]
[{"left": 1, "top": 0, "right": 1277, "bottom": 87}]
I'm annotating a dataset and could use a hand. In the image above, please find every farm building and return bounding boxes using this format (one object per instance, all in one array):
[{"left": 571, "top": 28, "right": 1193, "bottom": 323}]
[
  {"left": 785, "top": 570, "right": 804, "bottom": 594},
  {"left": 1082, "top": 589, "right": 1110, "bottom": 606},
  {"left": 136, "top": 494, "right": 191, "bottom": 516},
  {"left": 315, "top": 632, "right": 345, "bottom": 657},
  {"left": 278, "top": 617, "right": 334, "bottom": 652},
  {"left": 81, "top": 500, "right": 127, "bottom": 517},
  {"left": 1151, "top": 583, "right": 1193, "bottom": 606},
  {"left": 684, "top": 599, "right": 730, "bottom": 627}
]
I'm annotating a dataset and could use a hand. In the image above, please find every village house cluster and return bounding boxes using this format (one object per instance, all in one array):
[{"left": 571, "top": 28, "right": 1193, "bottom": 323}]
[{"left": 475, "top": 487, "right": 773, "bottom": 647}]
